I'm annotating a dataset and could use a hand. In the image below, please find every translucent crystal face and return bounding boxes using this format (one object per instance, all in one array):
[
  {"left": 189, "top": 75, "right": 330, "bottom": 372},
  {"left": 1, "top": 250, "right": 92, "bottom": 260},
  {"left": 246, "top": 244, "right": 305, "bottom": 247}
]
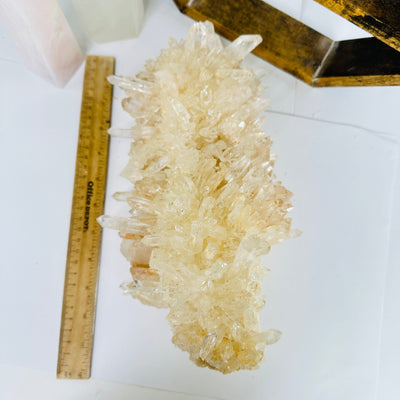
[{"left": 98, "top": 21, "right": 295, "bottom": 374}]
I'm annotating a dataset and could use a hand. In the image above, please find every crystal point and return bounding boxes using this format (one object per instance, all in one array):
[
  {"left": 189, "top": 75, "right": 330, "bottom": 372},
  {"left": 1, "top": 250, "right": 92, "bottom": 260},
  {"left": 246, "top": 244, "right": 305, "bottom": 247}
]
[
  {"left": 225, "top": 34, "right": 263, "bottom": 62},
  {"left": 0, "top": 0, "right": 83, "bottom": 87}
]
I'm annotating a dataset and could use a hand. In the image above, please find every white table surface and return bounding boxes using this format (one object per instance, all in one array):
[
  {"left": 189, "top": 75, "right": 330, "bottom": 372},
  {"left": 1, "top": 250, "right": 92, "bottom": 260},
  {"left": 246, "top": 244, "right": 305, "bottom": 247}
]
[{"left": 1, "top": 1, "right": 399, "bottom": 399}]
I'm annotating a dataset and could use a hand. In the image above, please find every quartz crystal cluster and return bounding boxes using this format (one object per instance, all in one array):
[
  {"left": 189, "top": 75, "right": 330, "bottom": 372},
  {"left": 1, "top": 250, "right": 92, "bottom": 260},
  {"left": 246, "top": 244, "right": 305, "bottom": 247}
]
[{"left": 98, "top": 22, "right": 295, "bottom": 374}]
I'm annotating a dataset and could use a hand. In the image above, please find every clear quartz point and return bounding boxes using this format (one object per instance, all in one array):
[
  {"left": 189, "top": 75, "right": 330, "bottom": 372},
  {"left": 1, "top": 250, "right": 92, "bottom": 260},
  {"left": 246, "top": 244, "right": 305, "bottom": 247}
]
[
  {"left": 108, "top": 126, "right": 155, "bottom": 139},
  {"left": 185, "top": 20, "right": 222, "bottom": 52},
  {"left": 107, "top": 75, "right": 154, "bottom": 93},
  {"left": 97, "top": 215, "right": 149, "bottom": 235},
  {"left": 199, "top": 333, "right": 218, "bottom": 360},
  {"left": 225, "top": 34, "right": 263, "bottom": 62}
]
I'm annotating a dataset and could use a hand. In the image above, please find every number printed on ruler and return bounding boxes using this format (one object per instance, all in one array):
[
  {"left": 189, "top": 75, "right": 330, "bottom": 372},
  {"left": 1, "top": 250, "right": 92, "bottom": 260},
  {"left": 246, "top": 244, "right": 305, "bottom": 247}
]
[{"left": 57, "top": 55, "right": 115, "bottom": 379}]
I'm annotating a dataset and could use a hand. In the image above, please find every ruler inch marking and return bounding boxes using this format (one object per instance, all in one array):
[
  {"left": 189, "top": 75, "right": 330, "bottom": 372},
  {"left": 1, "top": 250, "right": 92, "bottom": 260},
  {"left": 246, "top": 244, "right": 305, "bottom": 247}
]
[{"left": 57, "top": 55, "right": 115, "bottom": 380}]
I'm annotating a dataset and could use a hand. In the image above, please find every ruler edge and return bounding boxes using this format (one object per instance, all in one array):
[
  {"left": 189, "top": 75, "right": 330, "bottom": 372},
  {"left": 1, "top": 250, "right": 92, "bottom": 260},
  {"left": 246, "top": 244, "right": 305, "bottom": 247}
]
[
  {"left": 57, "top": 55, "right": 115, "bottom": 379},
  {"left": 85, "top": 55, "right": 115, "bottom": 379}
]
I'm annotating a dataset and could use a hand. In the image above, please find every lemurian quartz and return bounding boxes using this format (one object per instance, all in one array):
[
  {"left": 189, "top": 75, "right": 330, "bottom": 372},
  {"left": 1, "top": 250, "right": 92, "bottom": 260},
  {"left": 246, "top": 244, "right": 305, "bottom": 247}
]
[{"left": 98, "top": 21, "right": 296, "bottom": 374}]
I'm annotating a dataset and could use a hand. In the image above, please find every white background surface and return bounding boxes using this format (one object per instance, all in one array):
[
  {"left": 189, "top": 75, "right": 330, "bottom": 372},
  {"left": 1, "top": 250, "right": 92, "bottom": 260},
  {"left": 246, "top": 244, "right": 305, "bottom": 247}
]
[{"left": 1, "top": 1, "right": 399, "bottom": 399}]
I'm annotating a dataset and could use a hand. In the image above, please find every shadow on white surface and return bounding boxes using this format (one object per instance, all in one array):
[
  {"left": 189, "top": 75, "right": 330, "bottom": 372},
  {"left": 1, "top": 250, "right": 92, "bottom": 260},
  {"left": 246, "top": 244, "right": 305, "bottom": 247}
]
[{"left": 0, "top": 364, "right": 216, "bottom": 400}]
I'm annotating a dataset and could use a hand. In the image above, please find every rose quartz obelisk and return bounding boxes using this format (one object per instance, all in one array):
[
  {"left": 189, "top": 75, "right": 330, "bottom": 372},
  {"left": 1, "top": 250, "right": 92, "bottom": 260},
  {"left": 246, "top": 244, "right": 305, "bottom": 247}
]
[{"left": 0, "top": 0, "right": 83, "bottom": 87}]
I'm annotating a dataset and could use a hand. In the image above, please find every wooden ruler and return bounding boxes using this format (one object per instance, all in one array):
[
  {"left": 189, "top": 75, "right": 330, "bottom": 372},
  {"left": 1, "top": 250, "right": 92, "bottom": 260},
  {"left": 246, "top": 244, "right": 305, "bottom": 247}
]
[{"left": 57, "top": 55, "right": 115, "bottom": 379}]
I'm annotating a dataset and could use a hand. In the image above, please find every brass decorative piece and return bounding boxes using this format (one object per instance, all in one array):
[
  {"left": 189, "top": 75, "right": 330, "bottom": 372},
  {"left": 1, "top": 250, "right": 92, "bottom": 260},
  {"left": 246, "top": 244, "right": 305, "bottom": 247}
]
[{"left": 173, "top": 0, "right": 400, "bottom": 87}]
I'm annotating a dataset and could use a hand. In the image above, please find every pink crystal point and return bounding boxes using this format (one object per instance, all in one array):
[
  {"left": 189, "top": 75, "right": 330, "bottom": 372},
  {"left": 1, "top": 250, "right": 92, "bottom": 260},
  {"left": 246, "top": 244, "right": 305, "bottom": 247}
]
[{"left": 0, "top": 0, "right": 83, "bottom": 87}]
